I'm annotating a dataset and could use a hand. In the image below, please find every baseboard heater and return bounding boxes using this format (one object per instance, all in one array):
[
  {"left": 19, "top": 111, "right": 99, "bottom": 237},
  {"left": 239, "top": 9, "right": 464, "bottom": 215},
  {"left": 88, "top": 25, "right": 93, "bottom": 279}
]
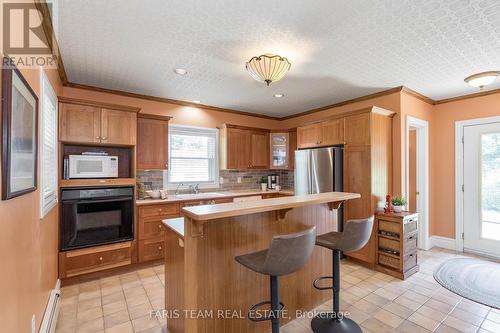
[{"left": 39, "top": 280, "right": 61, "bottom": 333}]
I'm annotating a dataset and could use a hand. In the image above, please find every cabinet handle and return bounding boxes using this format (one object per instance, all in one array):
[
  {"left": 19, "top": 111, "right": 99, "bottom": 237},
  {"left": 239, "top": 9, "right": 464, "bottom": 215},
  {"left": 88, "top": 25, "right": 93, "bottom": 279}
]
[
  {"left": 99, "top": 256, "right": 103, "bottom": 261},
  {"left": 158, "top": 246, "right": 162, "bottom": 250},
  {"left": 158, "top": 208, "right": 162, "bottom": 212},
  {"left": 95, "top": 136, "right": 100, "bottom": 139},
  {"left": 158, "top": 224, "right": 162, "bottom": 229},
  {"left": 101, "top": 136, "right": 108, "bottom": 140}
]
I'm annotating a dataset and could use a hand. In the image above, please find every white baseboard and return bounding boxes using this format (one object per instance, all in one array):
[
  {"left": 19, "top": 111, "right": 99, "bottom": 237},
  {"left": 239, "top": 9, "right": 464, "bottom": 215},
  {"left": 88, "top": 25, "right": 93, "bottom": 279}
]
[
  {"left": 40, "top": 279, "right": 61, "bottom": 333},
  {"left": 429, "top": 236, "right": 456, "bottom": 250}
]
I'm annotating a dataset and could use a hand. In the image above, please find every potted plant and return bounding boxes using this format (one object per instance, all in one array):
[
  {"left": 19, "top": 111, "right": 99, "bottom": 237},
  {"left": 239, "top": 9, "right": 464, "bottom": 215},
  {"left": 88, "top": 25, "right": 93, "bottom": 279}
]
[
  {"left": 391, "top": 196, "right": 407, "bottom": 213},
  {"left": 260, "top": 176, "right": 268, "bottom": 191}
]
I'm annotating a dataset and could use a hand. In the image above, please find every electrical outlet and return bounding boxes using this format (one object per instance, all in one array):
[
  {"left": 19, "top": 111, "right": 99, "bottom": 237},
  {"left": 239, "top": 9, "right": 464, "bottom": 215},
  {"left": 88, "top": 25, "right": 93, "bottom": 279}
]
[
  {"left": 31, "top": 315, "right": 36, "bottom": 333},
  {"left": 237, "top": 177, "right": 242, "bottom": 184},
  {"left": 219, "top": 177, "right": 224, "bottom": 184}
]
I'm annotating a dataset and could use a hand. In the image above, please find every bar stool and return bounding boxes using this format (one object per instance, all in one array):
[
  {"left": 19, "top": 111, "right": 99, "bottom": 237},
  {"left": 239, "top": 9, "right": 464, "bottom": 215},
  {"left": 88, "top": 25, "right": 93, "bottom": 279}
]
[
  {"left": 235, "top": 226, "right": 316, "bottom": 333},
  {"left": 311, "top": 217, "right": 374, "bottom": 333}
]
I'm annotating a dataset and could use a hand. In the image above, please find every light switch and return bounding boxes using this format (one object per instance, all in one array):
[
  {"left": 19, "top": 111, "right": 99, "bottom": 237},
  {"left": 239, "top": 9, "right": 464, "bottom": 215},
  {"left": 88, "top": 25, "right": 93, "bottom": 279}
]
[{"left": 237, "top": 177, "right": 242, "bottom": 183}]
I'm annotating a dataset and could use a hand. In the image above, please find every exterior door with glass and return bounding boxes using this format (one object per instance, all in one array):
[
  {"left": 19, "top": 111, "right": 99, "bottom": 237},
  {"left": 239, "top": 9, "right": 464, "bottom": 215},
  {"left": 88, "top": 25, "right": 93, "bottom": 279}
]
[{"left": 463, "top": 122, "right": 500, "bottom": 257}]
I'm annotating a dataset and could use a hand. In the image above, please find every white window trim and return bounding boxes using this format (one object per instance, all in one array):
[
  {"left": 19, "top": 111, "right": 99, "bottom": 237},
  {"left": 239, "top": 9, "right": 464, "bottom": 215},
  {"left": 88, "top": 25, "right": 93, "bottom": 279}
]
[
  {"left": 164, "top": 124, "right": 220, "bottom": 190},
  {"left": 40, "top": 69, "right": 58, "bottom": 218}
]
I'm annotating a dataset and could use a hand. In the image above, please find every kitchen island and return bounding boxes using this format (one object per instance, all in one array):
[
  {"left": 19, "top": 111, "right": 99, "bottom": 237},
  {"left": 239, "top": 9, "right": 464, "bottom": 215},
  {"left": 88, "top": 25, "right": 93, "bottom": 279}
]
[{"left": 161, "top": 192, "right": 360, "bottom": 333}]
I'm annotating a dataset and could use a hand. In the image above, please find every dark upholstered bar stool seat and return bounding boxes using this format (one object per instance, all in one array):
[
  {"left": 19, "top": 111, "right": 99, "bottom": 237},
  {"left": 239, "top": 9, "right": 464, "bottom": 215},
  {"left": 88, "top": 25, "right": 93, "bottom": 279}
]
[
  {"left": 311, "top": 217, "right": 374, "bottom": 333},
  {"left": 235, "top": 226, "right": 316, "bottom": 333}
]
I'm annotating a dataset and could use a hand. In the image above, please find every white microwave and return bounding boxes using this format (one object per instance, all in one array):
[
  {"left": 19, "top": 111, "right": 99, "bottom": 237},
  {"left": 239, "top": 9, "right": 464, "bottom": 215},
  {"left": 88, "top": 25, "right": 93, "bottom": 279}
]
[{"left": 68, "top": 155, "right": 119, "bottom": 179}]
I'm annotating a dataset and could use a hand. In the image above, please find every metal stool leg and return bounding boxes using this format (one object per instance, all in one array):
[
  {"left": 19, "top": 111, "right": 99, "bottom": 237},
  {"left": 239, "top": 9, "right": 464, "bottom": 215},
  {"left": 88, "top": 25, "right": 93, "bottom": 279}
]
[
  {"left": 311, "top": 250, "right": 363, "bottom": 333},
  {"left": 270, "top": 275, "right": 280, "bottom": 333}
]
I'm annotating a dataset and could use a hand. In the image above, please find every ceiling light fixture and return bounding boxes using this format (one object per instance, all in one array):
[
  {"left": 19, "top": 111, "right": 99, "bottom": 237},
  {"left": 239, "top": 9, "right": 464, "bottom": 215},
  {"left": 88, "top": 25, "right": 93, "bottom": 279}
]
[
  {"left": 174, "top": 68, "right": 188, "bottom": 75},
  {"left": 274, "top": 93, "right": 285, "bottom": 98},
  {"left": 192, "top": 100, "right": 201, "bottom": 104},
  {"left": 464, "top": 71, "right": 500, "bottom": 89},
  {"left": 246, "top": 54, "right": 291, "bottom": 86}
]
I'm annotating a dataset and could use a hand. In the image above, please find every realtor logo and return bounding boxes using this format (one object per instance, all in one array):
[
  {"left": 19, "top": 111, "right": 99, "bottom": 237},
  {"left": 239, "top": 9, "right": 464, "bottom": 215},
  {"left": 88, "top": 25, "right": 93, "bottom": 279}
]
[{"left": 2, "top": 1, "right": 57, "bottom": 68}]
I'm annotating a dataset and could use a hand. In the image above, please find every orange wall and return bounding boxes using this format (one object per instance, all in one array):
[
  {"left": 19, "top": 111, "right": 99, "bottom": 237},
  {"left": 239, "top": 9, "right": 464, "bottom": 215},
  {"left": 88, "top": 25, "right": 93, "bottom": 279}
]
[
  {"left": 432, "top": 92, "right": 500, "bottom": 238},
  {"left": 62, "top": 87, "right": 283, "bottom": 129},
  {"left": 0, "top": 67, "right": 62, "bottom": 332}
]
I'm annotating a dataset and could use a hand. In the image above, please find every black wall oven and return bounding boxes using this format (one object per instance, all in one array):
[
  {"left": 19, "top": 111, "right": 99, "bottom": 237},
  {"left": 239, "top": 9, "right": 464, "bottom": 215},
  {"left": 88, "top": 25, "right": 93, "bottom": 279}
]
[{"left": 60, "top": 187, "right": 134, "bottom": 251}]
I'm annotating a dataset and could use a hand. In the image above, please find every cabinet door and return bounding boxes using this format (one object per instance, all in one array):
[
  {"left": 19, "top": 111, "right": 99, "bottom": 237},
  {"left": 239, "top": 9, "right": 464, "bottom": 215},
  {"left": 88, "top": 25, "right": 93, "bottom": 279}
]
[
  {"left": 137, "top": 117, "right": 169, "bottom": 170},
  {"left": 344, "top": 145, "right": 375, "bottom": 264},
  {"left": 288, "top": 130, "right": 297, "bottom": 170},
  {"left": 226, "top": 128, "right": 251, "bottom": 169},
  {"left": 297, "top": 123, "right": 321, "bottom": 148},
  {"left": 345, "top": 113, "right": 371, "bottom": 145},
  {"left": 101, "top": 109, "right": 137, "bottom": 145},
  {"left": 270, "top": 133, "right": 290, "bottom": 169},
  {"left": 59, "top": 103, "right": 101, "bottom": 143},
  {"left": 321, "top": 118, "right": 344, "bottom": 145},
  {"left": 250, "top": 131, "right": 270, "bottom": 168}
]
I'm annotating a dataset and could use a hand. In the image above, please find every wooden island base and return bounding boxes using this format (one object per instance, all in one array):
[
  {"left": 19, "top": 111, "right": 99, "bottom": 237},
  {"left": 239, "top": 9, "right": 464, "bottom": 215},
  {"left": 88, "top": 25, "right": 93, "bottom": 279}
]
[{"left": 162, "top": 192, "right": 360, "bottom": 333}]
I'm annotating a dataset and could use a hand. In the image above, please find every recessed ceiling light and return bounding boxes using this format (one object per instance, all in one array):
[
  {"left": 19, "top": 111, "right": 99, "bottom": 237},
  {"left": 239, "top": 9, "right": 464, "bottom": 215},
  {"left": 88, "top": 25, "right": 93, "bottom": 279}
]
[
  {"left": 274, "top": 93, "right": 285, "bottom": 98},
  {"left": 192, "top": 100, "right": 201, "bottom": 104},
  {"left": 174, "top": 68, "right": 187, "bottom": 75},
  {"left": 464, "top": 71, "right": 500, "bottom": 89}
]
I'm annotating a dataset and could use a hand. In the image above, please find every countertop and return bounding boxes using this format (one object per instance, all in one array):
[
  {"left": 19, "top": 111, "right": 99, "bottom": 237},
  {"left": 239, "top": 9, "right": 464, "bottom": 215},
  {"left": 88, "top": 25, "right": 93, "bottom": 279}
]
[
  {"left": 136, "top": 189, "right": 294, "bottom": 205},
  {"left": 162, "top": 217, "right": 184, "bottom": 238},
  {"left": 182, "top": 192, "right": 360, "bottom": 221}
]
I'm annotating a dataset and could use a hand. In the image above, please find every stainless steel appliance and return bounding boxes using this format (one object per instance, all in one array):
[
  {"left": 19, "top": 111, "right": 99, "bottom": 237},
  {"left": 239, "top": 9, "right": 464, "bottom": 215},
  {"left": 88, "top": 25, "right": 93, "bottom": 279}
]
[
  {"left": 68, "top": 155, "right": 119, "bottom": 179},
  {"left": 60, "top": 187, "right": 134, "bottom": 250},
  {"left": 267, "top": 174, "right": 280, "bottom": 190},
  {"left": 294, "top": 147, "right": 343, "bottom": 228}
]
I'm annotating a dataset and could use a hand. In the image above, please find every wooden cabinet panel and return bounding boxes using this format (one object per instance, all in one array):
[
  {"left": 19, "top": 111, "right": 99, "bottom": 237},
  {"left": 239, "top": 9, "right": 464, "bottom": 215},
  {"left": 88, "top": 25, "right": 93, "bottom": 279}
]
[
  {"left": 59, "top": 103, "right": 101, "bottom": 143},
  {"left": 250, "top": 131, "right": 269, "bottom": 168},
  {"left": 139, "top": 219, "right": 166, "bottom": 240},
  {"left": 289, "top": 130, "right": 297, "bottom": 170},
  {"left": 226, "top": 128, "right": 251, "bottom": 169},
  {"left": 137, "top": 116, "right": 169, "bottom": 170},
  {"left": 345, "top": 113, "right": 371, "bottom": 145},
  {"left": 138, "top": 239, "right": 165, "bottom": 262},
  {"left": 297, "top": 123, "right": 321, "bottom": 148},
  {"left": 101, "top": 109, "right": 137, "bottom": 145},
  {"left": 139, "top": 203, "right": 180, "bottom": 220},
  {"left": 59, "top": 242, "right": 132, "bottom": 278},
  {"left": 321, "top": 118, "right": 344, "bottom": 145}
]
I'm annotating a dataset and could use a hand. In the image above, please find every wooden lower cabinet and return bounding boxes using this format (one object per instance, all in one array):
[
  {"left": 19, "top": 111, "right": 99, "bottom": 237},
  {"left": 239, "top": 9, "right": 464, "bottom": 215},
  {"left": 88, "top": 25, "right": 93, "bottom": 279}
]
[
  {"left": 59, "top": 241, "right": 133, "bottom": 278},
  {"left": 137, "top": 203, "right": 181, "bottom": 263},
  {"left": 138, "top": 238, "right": 166, "bottom": 262}
]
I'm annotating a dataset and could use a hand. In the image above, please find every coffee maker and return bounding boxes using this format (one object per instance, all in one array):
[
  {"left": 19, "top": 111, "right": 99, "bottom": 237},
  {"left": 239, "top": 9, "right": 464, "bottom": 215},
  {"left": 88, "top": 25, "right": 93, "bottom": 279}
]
[{"left": 267, "top": 174, "right": 280, "bottom": 190}]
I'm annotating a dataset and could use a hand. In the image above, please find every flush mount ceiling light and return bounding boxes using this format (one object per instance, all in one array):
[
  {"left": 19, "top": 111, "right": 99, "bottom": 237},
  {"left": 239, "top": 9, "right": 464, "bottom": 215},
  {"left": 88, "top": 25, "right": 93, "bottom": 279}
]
[
  {"left": 174, "top": 68, "right": 188, "bottom": 75},
  {"left": 246, "top": 54, "right": 291, "bottom": 86},
  {"left": 274, "top": 93, "right": 285, "bottom": 98},
  {"left": 464, "top": 71, "right": 500, "bottom": 89}
]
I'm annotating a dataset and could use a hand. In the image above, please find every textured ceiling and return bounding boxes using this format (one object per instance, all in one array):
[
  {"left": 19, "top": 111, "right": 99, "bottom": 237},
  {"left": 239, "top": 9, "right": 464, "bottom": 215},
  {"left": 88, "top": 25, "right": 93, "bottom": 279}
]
[{"left": 56, "top": 0, "right": 500, "bottom": 117}]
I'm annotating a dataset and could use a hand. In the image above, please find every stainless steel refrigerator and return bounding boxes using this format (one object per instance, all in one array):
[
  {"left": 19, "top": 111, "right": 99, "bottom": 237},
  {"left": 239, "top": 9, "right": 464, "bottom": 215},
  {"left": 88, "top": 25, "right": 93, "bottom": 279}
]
[{"left": 294, "top": 146, "right": 343, "bottom": 229}]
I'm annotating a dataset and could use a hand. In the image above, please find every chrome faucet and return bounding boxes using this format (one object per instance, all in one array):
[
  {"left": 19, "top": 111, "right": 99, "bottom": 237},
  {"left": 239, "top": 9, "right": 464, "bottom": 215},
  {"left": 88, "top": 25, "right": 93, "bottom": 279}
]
[
  {"left": 175, "top": 183, "right": 183, "bottom": 195},
  {"left": 189, "top": 184, "right": 200, "bottom": 194}
]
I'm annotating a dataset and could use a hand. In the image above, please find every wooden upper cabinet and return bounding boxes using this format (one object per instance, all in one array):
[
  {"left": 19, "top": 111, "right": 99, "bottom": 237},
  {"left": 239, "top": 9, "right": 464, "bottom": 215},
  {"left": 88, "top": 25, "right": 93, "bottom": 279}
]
[
  {"left": 59, "top": 98, "right": 140, "bottom": 146},
  {"left": 101, "top": 109, "right": 137, "bottom": 146},
  {"left": 250, "top": 131, "right": 269, "bottom": 169},
  {"left": 297, "top": 123, "right": 321, "bottom": 149},
  {"left": 321, "top": 118, "right": 344, "bottom": 145},
  {"left": 137, "top": 115, "right": 171, "bottom": 170},
  {"left": 344, "top": 113, "right": 371, "bottom": 145},
  {"left": 60, "top": 103, "right": 101, "bottom": 144},
  {"left": 225, "top": 128, "right": 251, "bottom": 169}
]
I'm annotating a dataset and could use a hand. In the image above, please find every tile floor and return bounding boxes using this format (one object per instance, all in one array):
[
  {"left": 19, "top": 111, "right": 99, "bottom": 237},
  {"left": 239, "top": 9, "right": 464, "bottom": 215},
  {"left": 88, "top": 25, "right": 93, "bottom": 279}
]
[{"left": 55, "top": 248, "right": 500, "bottom": 333}]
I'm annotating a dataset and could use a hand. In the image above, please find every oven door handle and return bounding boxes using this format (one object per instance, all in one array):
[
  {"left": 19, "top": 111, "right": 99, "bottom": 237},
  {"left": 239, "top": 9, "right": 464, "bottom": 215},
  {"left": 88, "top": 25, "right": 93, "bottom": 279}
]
[{"left": 63, "top": 197, "right": 133, "bottom": 204}]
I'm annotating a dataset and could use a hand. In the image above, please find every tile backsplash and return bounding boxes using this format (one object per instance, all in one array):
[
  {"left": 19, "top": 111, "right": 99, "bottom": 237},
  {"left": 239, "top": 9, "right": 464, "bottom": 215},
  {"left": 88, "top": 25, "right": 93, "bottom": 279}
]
[{"left": 137, "top": 169, "right": 294, "bottom": 192}]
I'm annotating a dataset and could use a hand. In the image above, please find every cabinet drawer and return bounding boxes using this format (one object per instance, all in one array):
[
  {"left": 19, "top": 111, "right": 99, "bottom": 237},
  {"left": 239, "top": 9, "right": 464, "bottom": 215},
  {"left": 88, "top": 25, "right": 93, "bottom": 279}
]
[
  {"left": 139, "top": 203, "right": 180, "bottom": 219},
  {"left": 60, "top": 242, "right": 132, "bottom": 278},
  {"left": 378, "top": 237, "right": 400, "bottom": 254},
  {"left": 138, "top": 239, "right": 165, "bottom": 262},
  {"left": 404, "top": 251, "right": 417, "bottom": 271},
  {"left": 404, "top": 232, "right": 418, "bottom": 253},
  {"left": 139, "top": 219, "right": 165, "bottom": 240},
  {"left": 378, "top": 253, "right": 400, "bottom": 270},
  {"left": 403, "top": 218, "right": 418, "bottom": 234},
  {"left": 378, "top": 219, "right": 401, "bottom": 236}
]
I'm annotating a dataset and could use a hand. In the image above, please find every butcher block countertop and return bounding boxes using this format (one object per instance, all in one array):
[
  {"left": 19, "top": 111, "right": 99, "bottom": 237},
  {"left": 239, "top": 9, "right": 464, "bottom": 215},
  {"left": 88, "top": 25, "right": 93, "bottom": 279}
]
[{"left": 182, "top": 192, "right": 360, "bottom": 221}]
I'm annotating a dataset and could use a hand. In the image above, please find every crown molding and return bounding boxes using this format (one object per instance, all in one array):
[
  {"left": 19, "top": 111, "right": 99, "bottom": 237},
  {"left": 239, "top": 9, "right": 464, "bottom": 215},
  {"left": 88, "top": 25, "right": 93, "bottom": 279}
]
[{"left": 434, "top": 87, "right": 500, "bottom": 105}]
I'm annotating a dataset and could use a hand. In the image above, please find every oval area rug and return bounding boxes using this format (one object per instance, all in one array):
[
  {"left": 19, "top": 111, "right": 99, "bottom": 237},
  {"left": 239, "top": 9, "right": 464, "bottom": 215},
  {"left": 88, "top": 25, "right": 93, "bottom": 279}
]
[{"left": 434, "top": 257, "right": 500, "bottom": 309}]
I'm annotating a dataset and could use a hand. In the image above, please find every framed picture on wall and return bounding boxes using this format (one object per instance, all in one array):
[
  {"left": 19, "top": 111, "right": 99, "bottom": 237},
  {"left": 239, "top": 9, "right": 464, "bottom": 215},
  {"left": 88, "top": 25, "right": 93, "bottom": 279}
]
[{"left": 1, "top": 61, "right": 38, "bottom": 200}]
